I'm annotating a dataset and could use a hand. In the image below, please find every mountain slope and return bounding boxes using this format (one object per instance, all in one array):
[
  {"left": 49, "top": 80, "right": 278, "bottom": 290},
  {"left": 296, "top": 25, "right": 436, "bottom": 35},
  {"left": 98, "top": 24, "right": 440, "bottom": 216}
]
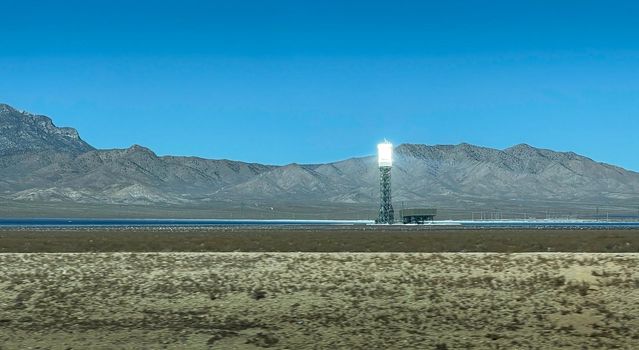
[
  {"left": 0, "top": 104, "right": 93, "bottom": 155},
  {"left": 392, "top": 143, "right": 639, "bottom": 201},
  {"left": 1, "top": 103, "right": 638, "bottom": 211},
  {"left": 0, "top": 104, "right": 274, "bottom": 203}
]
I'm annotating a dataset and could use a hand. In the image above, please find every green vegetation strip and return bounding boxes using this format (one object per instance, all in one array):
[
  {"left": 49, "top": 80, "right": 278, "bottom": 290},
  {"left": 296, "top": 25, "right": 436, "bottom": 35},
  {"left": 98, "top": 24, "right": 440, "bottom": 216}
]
[{"left": 0, "top": 227, "right": 638, "bottom": 253}]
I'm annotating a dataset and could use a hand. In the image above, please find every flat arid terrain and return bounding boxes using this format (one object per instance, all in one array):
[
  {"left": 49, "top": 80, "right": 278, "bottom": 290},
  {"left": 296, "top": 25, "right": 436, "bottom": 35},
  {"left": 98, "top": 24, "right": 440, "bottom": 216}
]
[
  {"left": 1, "top": 227, "right": 638, "bottom": 349},
  {"left": 0, "top": 252, "right": 638, "bottom": 349}
]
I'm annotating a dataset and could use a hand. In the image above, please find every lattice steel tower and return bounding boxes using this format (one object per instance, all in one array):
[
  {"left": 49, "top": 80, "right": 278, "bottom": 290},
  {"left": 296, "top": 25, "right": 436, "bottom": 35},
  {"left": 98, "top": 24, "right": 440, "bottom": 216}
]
[{"left": 377, "top": 141, "right": 394, "bottom": 224}]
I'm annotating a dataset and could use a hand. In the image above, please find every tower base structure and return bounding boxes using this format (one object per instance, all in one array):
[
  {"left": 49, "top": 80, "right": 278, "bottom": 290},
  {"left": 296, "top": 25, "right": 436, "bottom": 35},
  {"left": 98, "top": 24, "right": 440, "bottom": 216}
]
[{"left": 377, "top": 165, "right": 394, "bottom": 224}]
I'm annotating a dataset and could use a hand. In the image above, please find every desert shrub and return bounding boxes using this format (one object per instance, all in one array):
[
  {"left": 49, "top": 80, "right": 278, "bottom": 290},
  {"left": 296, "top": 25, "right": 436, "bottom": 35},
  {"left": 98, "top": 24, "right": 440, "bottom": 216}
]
[
  {"left": 552, "top": 275, "right": 566, "bottom": 287},
  {"left": 251, "top": 289, "right": 267, "bottom": 300},
  {"left": 485, "top": 333, "right": 503, "bottom": 340},
  {"left": 246, "top": 332, "right": 279, "bottom": 348},
  {"left": 565, "top": 281, "right": 590, "bottom": 296},
  {"left": 207, "top": 330, "right": 238, "bottom": 345}
]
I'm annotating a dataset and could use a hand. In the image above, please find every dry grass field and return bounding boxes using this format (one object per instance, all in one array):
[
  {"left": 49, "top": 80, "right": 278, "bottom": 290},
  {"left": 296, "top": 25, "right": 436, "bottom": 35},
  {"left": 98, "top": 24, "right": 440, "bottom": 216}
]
[
  {"left": 1, "top": 252, "right": 638, "bottom": 349},
  {"left": 1, "top": 226, "right": 639, "bottom": 253}
]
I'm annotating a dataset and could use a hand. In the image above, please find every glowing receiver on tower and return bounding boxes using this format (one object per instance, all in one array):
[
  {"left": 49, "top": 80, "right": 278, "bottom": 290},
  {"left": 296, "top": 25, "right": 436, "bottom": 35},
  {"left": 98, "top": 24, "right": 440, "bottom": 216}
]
[{"left": 377, "top": 142, "right": 393, "bottom": 167}]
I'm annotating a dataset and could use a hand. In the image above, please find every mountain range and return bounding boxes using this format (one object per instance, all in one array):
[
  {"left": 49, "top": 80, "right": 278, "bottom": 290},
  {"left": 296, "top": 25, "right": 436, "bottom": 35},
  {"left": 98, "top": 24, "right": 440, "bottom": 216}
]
[{"left": 1, "top": 103, "right": 638, "bottom": 219}]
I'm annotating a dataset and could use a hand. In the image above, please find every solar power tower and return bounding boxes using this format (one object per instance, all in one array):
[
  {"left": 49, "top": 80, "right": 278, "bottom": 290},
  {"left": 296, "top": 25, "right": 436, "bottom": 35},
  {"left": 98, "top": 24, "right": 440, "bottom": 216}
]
[{"left": 377, "top": 141, "right": 395, "bottom": 224}]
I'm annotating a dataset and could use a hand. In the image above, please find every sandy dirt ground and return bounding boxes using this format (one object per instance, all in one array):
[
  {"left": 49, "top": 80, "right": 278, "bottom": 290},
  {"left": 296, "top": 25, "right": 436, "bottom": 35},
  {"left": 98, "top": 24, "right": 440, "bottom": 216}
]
[{"left": 0, "top": 252, "right": 638, "bottom": 349}]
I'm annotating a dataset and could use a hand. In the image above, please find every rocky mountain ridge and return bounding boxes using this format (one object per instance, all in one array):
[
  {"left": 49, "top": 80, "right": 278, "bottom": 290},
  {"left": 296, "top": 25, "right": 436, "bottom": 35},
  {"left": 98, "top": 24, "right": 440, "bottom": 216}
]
[
  {"left": 1, "top": 103, "right": 638, "bottom": 212},
  {"left": 0, "top": 104, "right": 93, "bottom": 155}
]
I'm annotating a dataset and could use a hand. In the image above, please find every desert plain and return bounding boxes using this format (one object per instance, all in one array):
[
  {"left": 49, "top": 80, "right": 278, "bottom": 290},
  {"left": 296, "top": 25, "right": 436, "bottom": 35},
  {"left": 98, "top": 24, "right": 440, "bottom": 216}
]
[{"left": 0, "top": 227, "right": 638, "bottom": 349}]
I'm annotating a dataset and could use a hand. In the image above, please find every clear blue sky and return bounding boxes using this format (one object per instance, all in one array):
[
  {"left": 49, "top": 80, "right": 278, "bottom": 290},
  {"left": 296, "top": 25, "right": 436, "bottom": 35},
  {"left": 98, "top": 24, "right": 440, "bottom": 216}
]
[{"left": 1, "top": 0, "right": 639, "bottom": 169}]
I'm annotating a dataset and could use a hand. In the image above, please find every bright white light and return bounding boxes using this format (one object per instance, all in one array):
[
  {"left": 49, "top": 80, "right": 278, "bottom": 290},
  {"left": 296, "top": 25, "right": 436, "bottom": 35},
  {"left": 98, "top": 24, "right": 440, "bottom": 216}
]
[{"left": 378, "top": 142, "right": 393, "bottom": 167}]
